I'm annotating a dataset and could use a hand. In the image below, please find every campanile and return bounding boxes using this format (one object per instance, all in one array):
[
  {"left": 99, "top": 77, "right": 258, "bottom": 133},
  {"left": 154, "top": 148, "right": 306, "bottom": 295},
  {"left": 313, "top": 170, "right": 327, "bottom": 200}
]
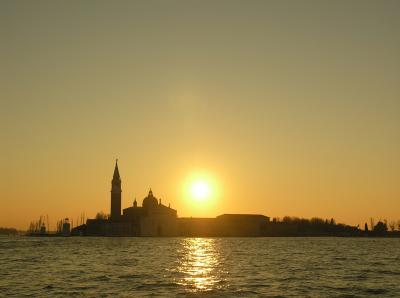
[{"left": 110, "top": 160, "right": 122, "bottom": 221}]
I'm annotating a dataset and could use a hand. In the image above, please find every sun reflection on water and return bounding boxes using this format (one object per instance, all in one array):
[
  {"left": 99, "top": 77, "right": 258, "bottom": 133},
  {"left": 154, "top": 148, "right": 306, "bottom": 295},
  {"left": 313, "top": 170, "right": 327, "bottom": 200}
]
[{"left": 176, "top": 238, "right": 224, "bottom": 292}]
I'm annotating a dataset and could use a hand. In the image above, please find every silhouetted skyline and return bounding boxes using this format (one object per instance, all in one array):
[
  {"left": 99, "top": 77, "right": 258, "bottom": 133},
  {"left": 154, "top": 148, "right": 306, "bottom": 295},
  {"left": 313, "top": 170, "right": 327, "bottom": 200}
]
[{"left": 1, "top": 1, "right": 400, "bottom": 229}]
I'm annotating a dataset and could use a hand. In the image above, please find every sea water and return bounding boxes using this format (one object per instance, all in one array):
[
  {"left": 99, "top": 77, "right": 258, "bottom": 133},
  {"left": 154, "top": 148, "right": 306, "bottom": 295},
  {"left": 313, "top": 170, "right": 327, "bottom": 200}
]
[{"left": 0, "top": 237, "right": 399, "bottom": 297}]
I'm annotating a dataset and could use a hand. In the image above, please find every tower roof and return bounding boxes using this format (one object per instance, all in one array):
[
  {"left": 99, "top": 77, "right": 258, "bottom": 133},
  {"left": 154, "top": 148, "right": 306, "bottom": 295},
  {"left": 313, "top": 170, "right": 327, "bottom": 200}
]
[{"left": 113, "top": 159, "right": 120, "bottom": 179}]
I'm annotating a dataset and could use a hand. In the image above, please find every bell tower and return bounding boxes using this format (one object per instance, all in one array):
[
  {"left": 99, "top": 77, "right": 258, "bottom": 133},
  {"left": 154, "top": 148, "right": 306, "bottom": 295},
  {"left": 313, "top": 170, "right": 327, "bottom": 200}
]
[{"left": 110, "top": 159, "right": 122, "bottom": 221}]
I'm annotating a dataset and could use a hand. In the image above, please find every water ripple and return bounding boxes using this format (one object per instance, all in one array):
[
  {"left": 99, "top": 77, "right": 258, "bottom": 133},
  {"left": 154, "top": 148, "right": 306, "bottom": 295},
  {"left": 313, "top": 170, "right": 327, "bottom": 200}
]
[{"left": 0, "top": 237, "right": 400, "bottom": 297}]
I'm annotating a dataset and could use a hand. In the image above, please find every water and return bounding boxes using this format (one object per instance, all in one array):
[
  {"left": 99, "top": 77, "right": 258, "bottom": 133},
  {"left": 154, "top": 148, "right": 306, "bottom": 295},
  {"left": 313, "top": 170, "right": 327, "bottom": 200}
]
[{"left": 0, "top": 237, "right": 399, "bottom": 297}]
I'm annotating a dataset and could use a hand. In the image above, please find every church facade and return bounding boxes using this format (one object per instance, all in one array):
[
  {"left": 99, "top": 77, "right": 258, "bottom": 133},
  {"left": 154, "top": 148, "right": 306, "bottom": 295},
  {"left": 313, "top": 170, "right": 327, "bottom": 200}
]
[{"left": 85, "top": 161, "right": 177, "bottom": 236}]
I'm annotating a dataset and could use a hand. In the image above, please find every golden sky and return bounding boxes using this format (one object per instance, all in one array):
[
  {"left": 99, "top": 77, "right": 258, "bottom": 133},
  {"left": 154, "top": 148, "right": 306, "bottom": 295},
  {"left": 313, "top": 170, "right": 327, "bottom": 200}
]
[{"left": 1, "top": 1, "right": 400, "bottom": 230}]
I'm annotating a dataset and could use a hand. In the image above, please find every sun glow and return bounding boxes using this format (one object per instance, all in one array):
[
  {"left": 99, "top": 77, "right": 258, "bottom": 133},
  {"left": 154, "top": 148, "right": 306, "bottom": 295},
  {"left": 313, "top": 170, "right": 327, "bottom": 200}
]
[
  {"left": 184, "top": 172, "right": 219, "bottom": 206},
  {"left": 191, "top": 181, "right": 211, "bottom": 201}
]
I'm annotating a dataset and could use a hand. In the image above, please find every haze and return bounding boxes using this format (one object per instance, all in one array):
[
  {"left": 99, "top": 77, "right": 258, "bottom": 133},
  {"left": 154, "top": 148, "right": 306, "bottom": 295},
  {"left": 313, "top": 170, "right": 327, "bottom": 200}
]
[{"left": 1, "top": 1, "right": 399, "bottom": 230}]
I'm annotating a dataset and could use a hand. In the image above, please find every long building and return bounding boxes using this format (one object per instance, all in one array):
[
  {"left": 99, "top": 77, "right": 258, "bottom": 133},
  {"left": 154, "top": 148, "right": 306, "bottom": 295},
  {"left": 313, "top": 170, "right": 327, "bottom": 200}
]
[{"left": 79, "top": 161, "right": 270, "bottom": 237}]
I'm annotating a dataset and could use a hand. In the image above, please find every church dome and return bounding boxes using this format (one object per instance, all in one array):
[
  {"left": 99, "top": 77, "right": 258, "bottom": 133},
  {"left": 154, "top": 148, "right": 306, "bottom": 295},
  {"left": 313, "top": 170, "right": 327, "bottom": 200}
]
[{"left": 143, "top": 189, "right": 158, "bottom": 209}]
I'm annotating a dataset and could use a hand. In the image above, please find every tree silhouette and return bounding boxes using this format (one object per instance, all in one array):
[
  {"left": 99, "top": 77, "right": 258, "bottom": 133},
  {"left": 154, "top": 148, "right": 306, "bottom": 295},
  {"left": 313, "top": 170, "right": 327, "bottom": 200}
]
[{"left": 373, "top": 221, "right": 388, "bottom": 236}]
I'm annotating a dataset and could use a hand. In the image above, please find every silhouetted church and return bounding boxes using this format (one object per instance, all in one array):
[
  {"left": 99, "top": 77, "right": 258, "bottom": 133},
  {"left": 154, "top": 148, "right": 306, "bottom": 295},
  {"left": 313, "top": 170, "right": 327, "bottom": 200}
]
[
  {"left": 81, "top": 161, "right": 269, "bottom": 237},
  {"left": 85, "top": 160, "right": 177, "bottom": 236}
]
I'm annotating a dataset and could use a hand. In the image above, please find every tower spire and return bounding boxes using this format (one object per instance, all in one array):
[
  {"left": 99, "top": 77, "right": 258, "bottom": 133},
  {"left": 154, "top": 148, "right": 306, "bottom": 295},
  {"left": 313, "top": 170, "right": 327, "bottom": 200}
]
[{"left": 113, "top": 159, "right": 120, "bottom": 179}]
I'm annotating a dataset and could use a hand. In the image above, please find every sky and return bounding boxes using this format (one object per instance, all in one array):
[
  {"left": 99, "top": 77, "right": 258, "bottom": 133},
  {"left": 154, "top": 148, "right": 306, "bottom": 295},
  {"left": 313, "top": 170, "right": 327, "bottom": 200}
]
[{"left": 1, "top": 1, "right": 399, "bottom": 230}]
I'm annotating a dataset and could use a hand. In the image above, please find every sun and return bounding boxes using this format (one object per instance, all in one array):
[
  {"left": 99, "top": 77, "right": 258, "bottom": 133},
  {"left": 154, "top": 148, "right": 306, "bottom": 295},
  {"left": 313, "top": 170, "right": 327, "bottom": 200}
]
[
  {"left": 183, "top": 171, "right": 220, "bottom": 206},
  {"left": 191, "top": 180, "right": 211, "bottom": 201}
]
